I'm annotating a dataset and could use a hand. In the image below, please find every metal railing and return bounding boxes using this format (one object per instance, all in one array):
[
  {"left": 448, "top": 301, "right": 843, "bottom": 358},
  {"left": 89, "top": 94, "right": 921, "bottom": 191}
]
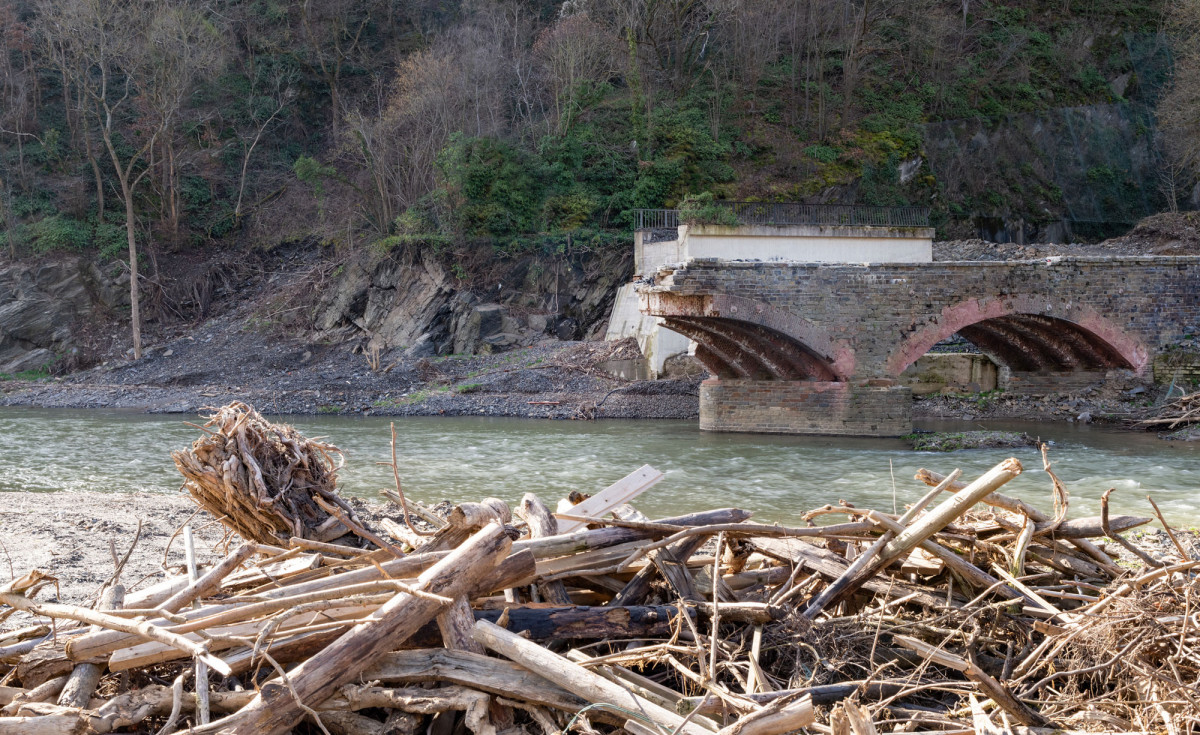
[
  {"left": 635, "top": 202, "right": 930, "bottom": 230},
  {"left": 635, "top": 209, "right": 680, "bottom": 230}
]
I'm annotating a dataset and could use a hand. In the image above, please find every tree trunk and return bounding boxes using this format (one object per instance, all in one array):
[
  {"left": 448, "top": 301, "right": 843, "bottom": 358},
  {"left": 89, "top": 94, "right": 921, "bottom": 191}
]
[{"left": 124, "top": 187, "right": 141, "bottom": 360}]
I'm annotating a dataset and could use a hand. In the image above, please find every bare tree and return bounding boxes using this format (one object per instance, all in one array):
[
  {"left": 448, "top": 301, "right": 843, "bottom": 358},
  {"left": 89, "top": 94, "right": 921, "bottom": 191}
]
[
  {"left": 233, "top": 60, "right": 297, "bottom": 225},
  {"left": 0, "top": 2, "right": 35, "bottom": 186},
  {"left": 35, "top": 0, "right": 223, "bottom": 360},
  {"left": 299, "top": 0, "right": 379, "bottom": 139},
  {"left": 1158, "top": 0, "right": 1200, "bottom": 208},
  {"left": 342, "top": 5, "right": 530, "bottom": 233},
  {"left": 532, "top": 12, "right": 619, "bottom": 135}
]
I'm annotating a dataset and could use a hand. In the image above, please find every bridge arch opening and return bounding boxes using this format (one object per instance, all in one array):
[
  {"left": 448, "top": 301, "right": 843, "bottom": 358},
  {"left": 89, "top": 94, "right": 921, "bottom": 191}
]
[
  {"left": 953, "top": 314, "right": 1134, "bottom": 372},
  {"left": 660, "top": 316, "right": 841, "bottom": 381},
  {"left": 891, "top": 306, "right": 1140, "bottom": 391}
]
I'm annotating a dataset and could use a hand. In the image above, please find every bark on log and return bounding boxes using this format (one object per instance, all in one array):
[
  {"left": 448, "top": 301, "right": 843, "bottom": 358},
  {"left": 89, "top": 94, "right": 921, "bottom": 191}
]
[
  {"left": 0, "top": 714, "right": 86, "bottom": 735},
  {"left": 58, "top": 585, "right": 124, "bottom": 709},
  {"left": 437, "top": 596, "right": 485, "bottom": 655},
  {"left": 515, "top": 494, "right": 572, "bottom": 605},
  {"left": 363, "top": 649, "right": 588, "bottom": 714},
  {"left": 472, "top": 619, "right": 711, "bottom": 735},
  {"left": 214, "top": 523, "right": 519, "bottom": 735}
]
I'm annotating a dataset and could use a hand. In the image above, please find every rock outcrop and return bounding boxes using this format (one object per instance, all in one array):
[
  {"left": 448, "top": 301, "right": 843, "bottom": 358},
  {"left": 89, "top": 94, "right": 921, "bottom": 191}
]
[
  {"left": 0, "top": 257, "right": 126, "bottom": 374},
  {"left": 313, "top": 246, "right": 631, "bottom": 359}
]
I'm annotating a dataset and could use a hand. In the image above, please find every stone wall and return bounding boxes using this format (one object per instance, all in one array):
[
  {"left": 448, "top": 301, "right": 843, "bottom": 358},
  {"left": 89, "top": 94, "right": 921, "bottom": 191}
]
[
  {"left": 1154, "top": 351, "right": 1200, "bottom": 387},
  {"left": 699, "top": 379, "right": 912, "bottom": 435},
  {"left": 1001, "top": 369, "right": 1126, "bottom": 395},
  {"left": 900, "top": 353, "right": 998, "bottom": 395},
  {"left": 649, "top": 256, "right": 1200, "bottom": 379}
]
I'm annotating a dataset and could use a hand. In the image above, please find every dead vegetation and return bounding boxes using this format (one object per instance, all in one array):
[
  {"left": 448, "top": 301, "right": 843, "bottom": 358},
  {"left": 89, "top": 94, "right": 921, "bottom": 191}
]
[
  {"left": 2, "top": 404, "right": 1199, "bottom": 735},
  {"left": 1136, "top": 391, "right": 1200, "bottom": 431}
]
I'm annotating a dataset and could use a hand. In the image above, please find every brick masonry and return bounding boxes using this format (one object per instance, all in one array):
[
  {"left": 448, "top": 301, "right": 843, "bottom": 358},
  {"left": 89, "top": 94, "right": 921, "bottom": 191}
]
[
  {"left": 699, "top": 379, "right": 913, "bottom": 436},
  {"left": 646, "top": 256, "right": 1200, "bottom": 379},
  {"left": 645, "top": 256, "right": 1200, "bottom": 435}
]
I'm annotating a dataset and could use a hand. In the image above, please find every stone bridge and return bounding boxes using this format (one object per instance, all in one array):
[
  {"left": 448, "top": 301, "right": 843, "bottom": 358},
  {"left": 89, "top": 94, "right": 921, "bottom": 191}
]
[{"left": 640, "top": 256, "right": 1200, "bottom": 436}]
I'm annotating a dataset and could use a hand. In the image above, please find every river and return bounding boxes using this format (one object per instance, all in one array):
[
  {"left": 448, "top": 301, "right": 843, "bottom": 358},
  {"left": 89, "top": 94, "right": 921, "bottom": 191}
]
[{"left": 1, "top": 407, "right": 1197, "bottom": 525}]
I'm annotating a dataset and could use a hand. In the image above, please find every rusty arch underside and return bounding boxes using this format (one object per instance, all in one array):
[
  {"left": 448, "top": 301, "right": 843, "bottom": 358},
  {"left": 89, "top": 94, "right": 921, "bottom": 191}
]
[
  {"left": 660, "top": 316, "right": 839, "bottom": 381},
  {"left": 956, "top": 314, "right": 1133, "bottom": 371}
]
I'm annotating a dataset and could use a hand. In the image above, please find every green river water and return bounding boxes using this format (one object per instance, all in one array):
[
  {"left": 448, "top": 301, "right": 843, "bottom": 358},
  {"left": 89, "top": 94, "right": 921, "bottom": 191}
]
[{"left": 1, "top": 407, "right": 1197, "bottom": 525}]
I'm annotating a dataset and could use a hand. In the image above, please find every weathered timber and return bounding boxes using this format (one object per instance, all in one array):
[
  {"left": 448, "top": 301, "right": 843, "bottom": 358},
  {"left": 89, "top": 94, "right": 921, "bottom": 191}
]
[
  {"left": 214, "top": 523, "right": 519, "bottom": 735},
  {"left": 472, "top": 619, "right": 711, "bottom": 735},
  {"left": 555, "top": 465, "right": 664, "bottom": 534},
  {"left": 57, "top": 585, "right": 124, "bottom": 709},
  {"left": 715, "top": 694, "right": 814, "bottom": 735},
  {"left": 610, "top": 534, "right": 710, "bottom": 606},
  {"left": 748, "top": 537, "right": 946, "bottom": 609},
  {"left": 916, "top": 469, "right": 1119, "bottom": 572},
  {"left": 0, "top": 714, "right": 87, "bottom": 735},
  {"left": 515, "top": 494, "right": 572, "bottom": 605},
  {"left": 877, "top": 459, "right": 1022, "bottom": 564},
  {"left": 362, "top": 649, "right": 588, "bottom": 714}
]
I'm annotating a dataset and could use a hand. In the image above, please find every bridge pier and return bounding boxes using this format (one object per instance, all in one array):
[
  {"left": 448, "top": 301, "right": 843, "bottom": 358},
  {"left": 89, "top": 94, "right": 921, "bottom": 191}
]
[{"left": 700, "top": 380, "right": 912, "bottom": 436}]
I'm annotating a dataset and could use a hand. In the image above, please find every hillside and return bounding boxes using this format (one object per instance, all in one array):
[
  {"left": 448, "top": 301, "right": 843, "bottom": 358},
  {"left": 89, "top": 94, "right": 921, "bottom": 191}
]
[{"left": 0, "top": 0, "right": 1191, "bottom": 364}]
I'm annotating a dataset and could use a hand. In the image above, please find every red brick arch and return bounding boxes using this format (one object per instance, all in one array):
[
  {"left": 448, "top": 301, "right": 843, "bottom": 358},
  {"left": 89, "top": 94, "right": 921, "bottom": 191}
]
[
  {"left": 644, "top": 292, "right": 855, "bottom": 381},
  {"left": 885, "top": 295, "right": 1149, "bottom": 377}
]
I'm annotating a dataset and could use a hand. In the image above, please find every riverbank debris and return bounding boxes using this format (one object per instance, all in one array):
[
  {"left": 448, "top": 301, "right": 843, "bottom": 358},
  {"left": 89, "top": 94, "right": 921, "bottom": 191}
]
[
  {"left": 172, "top": 402, "right": 357, "bottom": 545},
  {"left": 1137, "top": 390, "right": 1200, "bottom": 431},
  {"left": 3, "top": 414, "right": 1199, "bottom": 734}
]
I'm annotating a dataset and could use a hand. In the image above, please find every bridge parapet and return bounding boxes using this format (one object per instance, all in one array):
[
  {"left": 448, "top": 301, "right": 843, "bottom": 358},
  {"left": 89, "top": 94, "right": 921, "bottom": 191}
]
[{"left": 642, "top": 255, "right": 1200, "bottom": 435}]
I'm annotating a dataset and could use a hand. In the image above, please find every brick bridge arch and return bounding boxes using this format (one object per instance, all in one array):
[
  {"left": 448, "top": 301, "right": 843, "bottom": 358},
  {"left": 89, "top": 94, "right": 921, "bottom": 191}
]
[
  {"left": 885, "top": 295, "right": 1150, "bottom": 377},
  {"left": 644, "top": 293, "right": 853, "bottom": 381}
]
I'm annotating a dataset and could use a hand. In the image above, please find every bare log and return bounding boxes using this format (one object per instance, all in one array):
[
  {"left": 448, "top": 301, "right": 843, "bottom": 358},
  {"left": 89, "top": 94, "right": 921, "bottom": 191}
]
[
  {"left": 0, "top": 714, "right": 87, "bottom": 735},
  {"left": 363, "top": 649, "right": 588, "bottom": 714},
  {"left": 472, "top": 619, "right": 711, "bottom": 735},
  {"left": 515, "top": 494, "right": 572, "bottom": 605},
  {"left": 213, "top": 523, "right": 520, "bottom": 735},
  {"left": 715, "top": 694, "right": 814, "bottom": 735}
]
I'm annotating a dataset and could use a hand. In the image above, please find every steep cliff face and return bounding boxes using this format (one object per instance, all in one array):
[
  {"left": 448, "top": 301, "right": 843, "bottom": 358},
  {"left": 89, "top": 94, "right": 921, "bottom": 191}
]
[
  {"left": 312, "top": 246, "right": 632, "bottom": 359},
  {"left": 0, "top": 258, "right": 127, "bottom": 374}
]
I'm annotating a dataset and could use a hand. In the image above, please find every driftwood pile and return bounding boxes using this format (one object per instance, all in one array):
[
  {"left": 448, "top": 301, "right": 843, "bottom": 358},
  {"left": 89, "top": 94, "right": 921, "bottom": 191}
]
[
  {"left": 173, "top": 402, "right": 353, "bottom": 545},
  {"left": 3, "top": 414, "right": 1200, "bottom": 735},
  {"left": 1137, "top": 391, "right": 1200, "bottom": 431}
]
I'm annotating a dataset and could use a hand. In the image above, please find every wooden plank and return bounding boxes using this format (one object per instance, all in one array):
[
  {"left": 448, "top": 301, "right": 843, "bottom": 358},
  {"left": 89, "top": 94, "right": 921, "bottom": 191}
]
[{"left": 554, "top": 465, "right": 664, "bottom": 533}]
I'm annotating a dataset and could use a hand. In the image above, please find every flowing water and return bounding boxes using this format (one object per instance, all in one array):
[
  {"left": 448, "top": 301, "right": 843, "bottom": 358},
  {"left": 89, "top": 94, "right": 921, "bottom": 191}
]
[{"left": 1, "top": 407, "right": 1198, "bottom": 525}]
